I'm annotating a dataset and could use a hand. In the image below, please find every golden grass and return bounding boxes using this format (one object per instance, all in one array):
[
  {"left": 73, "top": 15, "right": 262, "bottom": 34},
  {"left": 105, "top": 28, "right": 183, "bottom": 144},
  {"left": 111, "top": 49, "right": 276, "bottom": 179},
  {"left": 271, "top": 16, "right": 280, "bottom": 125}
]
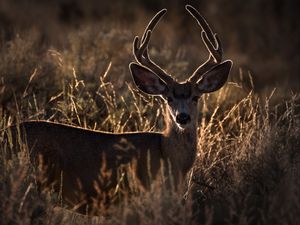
[{"left": 1, "top": 68, "right": 299, "bottom": 224}]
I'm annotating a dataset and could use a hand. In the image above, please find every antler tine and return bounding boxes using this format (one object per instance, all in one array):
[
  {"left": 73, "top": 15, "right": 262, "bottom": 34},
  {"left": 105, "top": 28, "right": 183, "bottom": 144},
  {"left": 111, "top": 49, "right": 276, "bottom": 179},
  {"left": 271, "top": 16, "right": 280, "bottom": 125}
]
[
  {"left": 133, "top": 9, "right": 174, "bottom": 84},
  {"left": 186, "top": 5, "right": 223, "bottom": 83},
  {"left": 141, "top": 9, "right": 167, "bottom": 43}
]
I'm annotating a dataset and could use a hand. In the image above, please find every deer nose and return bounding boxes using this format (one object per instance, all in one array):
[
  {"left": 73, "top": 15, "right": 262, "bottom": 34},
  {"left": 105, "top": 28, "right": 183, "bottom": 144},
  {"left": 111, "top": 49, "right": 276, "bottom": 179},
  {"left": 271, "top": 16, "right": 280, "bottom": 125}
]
[{"left": 176, "top": 113, "right": 191, "bottom": 125}]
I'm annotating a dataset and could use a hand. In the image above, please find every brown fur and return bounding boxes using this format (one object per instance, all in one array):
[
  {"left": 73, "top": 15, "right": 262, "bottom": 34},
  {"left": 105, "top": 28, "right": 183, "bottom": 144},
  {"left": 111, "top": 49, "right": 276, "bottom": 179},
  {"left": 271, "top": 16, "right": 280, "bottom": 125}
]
[{"left": 6, "top": 114, "right": 198, "bottom": 214}]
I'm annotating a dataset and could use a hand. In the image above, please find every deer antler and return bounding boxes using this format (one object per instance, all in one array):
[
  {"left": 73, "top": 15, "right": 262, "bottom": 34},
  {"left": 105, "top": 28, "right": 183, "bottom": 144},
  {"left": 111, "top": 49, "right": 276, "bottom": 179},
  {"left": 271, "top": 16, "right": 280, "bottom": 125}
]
[
  {"left": 186, "top": 5, "right": 224, "bottom": 83},
  {"left": 132, "top": 9, "right": 174, "bottom": 84}
]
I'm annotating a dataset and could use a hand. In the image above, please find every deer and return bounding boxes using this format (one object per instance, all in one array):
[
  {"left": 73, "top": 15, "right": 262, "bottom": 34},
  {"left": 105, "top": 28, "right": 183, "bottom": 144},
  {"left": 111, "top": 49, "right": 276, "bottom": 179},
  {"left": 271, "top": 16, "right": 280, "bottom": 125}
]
[{"left": 5, "top": 5, "right": 232, "bottom": 215}]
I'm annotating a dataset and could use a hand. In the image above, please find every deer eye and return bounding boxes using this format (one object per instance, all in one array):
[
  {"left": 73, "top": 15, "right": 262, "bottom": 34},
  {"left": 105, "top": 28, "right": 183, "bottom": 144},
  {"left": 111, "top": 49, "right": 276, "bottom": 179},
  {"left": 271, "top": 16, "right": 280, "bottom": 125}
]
[
  {"left": 192, "top": 96, "right": 199, "bottom": 102},
  {"left": 167, "top": 97, "right": 173, "bottom": 103}
]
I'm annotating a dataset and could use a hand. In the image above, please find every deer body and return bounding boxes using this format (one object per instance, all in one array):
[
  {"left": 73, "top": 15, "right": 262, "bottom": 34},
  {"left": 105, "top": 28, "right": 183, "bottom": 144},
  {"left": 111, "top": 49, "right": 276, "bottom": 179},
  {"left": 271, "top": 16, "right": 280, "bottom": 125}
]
[
  {"left": 7, "top": 5, "right": 232, "bottom": 214},
  {"left": 11, "top": 113, "right": 197, "bottom": 211},
  {"left": 17, "top": 119, "right": 198, "bottom": 186},
  {"left": 13, "top": 121, "right": 163, "bottom": 193}
]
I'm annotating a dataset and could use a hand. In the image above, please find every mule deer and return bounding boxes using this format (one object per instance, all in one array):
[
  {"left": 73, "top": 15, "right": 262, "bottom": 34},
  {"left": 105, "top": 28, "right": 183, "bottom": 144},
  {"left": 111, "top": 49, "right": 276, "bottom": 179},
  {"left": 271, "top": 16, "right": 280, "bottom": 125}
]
[{"left": 6, "top": 5, "right": 232, "bottom": 214}]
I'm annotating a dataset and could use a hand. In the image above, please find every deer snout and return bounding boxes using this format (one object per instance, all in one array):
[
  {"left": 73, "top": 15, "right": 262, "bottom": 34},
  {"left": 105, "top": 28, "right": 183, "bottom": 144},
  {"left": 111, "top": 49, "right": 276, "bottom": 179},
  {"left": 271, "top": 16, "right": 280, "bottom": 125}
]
[{"left": 176, "top": 113, "right": 191, "bottom": 125}]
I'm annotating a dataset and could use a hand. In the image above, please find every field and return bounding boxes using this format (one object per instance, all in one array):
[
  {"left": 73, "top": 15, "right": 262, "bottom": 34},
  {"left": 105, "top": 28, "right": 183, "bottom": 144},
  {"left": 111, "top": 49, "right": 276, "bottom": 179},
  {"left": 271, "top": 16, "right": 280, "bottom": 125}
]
[{"left": 0, "top": 1, "right": 299, "bottom": 225}]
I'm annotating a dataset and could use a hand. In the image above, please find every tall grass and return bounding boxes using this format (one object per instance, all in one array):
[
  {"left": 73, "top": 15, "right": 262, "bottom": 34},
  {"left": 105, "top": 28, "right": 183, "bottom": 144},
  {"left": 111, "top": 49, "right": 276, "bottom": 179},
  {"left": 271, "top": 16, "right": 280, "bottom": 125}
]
[{"left": 1, "top": 64, "right": 299, "bottom": 224}]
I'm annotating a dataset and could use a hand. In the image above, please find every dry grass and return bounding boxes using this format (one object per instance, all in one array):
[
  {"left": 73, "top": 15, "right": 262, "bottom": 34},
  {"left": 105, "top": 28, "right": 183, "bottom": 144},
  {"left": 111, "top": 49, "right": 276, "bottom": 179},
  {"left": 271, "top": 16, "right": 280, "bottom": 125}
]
[
  {"left": 0, "top": 2, "right": 300, "bottom": 224},
  {"left": 1, "top": 56, "right": 299, "bottom": 224}
]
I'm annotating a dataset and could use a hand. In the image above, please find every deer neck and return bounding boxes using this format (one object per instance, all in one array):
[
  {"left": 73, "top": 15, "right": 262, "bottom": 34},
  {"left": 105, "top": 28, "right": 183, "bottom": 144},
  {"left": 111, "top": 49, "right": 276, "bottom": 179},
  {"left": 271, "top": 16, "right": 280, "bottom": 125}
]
[{"left": 162, "top": 111, "right": 198, "bottom": 176}]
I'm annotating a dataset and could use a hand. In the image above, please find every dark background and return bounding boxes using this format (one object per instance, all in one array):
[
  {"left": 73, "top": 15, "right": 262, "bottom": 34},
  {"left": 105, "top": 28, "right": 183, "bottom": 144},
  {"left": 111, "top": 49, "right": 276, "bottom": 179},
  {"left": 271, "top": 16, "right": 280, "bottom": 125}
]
[{"left": 0, "top": 0, "right": 299, "bottom": 92}]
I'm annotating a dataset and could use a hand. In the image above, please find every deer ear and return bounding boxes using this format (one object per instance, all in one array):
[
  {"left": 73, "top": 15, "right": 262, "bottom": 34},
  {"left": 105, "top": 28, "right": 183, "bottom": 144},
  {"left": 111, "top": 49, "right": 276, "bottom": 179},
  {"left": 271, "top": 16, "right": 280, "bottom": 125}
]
[
  {"left": 129, "top": 63, "right": 167, "bottom": 95},
  {"left": 197, "top": 60, "right": 232, "bottom": 93}
]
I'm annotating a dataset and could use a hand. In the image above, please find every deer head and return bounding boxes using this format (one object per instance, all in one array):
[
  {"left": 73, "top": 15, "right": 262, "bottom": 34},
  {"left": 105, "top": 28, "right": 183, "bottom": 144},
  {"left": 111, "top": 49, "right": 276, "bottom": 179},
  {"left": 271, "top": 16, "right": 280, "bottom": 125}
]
[{"left": 130, "top": 5, "right": 232, "bottom": 129}]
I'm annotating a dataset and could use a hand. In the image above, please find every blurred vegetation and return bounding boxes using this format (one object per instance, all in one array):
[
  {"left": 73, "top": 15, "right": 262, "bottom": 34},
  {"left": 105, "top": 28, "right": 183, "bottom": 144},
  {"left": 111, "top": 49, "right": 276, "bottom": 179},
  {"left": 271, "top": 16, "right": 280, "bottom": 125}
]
[
  {"left": 0, "top": 1, "right": 299, "bottom": 225},
  {"left": 0, "top": 0, "right": 299, "bottom": 93}
]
